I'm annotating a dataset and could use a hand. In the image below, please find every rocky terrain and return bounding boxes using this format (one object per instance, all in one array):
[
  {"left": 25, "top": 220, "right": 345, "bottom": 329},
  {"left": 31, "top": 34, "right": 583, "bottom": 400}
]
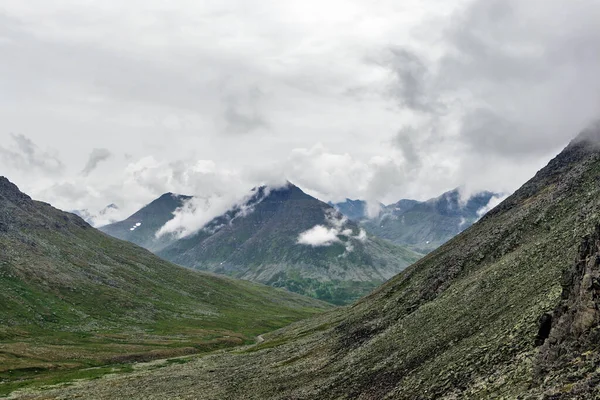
[{"left": 13, "top": 127, "right": 600, "bottom": 399}]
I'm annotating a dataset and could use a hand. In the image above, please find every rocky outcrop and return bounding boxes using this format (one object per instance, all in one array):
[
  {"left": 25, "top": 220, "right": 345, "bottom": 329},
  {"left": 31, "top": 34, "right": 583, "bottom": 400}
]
[
  {"left": 0, "top": 176, "right": 32, "bottom": 205},
  {"left": 535, "top": 224, "right": 600, "bottom": 397}
]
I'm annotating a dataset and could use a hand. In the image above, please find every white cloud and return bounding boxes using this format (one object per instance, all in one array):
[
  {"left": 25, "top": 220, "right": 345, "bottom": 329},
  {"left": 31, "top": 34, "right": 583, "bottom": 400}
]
[
  {"left": 477, "top": 194, "right": 509, "bottom": 217},
  {"left": 297, "top": 209, "right": 368, "bottom": 250},
  {"left": 297, "top": 225, "right": 341, "bottom": 247},
  {"left": 156, "top": 185, "right": 276, "bottom": 239},
  {"left": 356, "top": 229, "right": 368, "bottom": 242}
]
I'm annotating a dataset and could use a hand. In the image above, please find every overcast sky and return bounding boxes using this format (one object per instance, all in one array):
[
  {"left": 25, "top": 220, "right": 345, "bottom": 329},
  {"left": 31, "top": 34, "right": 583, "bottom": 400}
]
[{"left": 1, "top": 0, "right": 599, "bottom": 221}]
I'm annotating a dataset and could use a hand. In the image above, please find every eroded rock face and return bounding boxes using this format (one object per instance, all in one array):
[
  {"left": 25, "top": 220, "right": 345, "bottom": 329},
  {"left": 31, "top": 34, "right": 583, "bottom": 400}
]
[{"left": 536, "top": 224, "right": 600, "bottom": 395}]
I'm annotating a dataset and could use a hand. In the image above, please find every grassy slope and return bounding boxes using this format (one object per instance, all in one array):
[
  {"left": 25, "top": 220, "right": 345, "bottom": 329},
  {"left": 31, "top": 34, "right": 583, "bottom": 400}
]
[
  {"left": 0, "top": 180, "right": 331, "bottom": 396},
  {"left": 22, "top": 133, "right": 600, "bottom": 399}
]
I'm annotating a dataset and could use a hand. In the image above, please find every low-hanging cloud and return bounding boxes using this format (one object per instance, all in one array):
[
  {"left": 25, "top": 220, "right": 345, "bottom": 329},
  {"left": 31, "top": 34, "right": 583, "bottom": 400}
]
[
  {"left": 297, "top": 225, "right": 341, "bottom": 246},
  {"left": 156, "top": 184, "right": 283, "bottom": 239},
  {"left": 477, "top": 193, "right": 509, "bottom": 218},
  {"left": 297, "top": 209, "right": 368, "bottom": 251}
]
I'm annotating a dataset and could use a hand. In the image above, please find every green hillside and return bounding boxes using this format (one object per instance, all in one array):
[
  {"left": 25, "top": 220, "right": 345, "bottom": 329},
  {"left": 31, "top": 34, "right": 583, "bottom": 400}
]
[
  {"left": 22, "top": 128, "right": 600, "bottom": 399},
  {"left": 0, "top": 177, "right": 331, "bottom": 396}
]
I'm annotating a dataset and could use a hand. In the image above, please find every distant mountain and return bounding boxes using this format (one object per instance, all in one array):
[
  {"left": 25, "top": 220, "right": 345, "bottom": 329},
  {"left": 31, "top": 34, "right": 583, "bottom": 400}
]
[
  {"left": 328, "top": 199, "right": 370, "bottom": 221},
  {"left": 0, "top": 177, "right": 330, "bottom": 395},
  {"left": 71, "top": 203, "right": 120, "bottom": 227},
  {"left": 100, "top": 192, "right": 192, "bottom": 252},
  {"left": 157, "top": 183, "right": 422, "bottom": 305},
  {"left": 334, "top": 189, "right": 501, "bottom": 253}
]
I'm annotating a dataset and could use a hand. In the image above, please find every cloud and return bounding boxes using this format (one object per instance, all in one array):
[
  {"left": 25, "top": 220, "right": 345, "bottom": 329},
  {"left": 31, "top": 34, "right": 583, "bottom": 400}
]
[
  {"left": 0, "top": 133, "right": 64, "bottom": 174},
  {"left": 156, "top": 196, "right": 231, "bottom": 239},
  {"left": 297, "top": 209, "right": 367, "bottom": 251},
  {"left": 297, "top": 225, "right": 341, "bottom": 246},
  {"left": 384, "top": 48, "right": 433, "bottom": 112},
  {"left": 2, "top": 0, "right": 600, "bottom": 217},
  {"left": 477, "top": 194, "right": 509, "bottom": 217},
  {"left": 222, "top": 87, "right": 269, "bottom": 134},
  {"left": 81, "top": 148, "right": 112, "bottom": 176},
  {"left": 384, "top": 0, "right": 600, "bottom": 162},
  {"left": 156, "top": 186, "right": 275, "bottom": 239}
]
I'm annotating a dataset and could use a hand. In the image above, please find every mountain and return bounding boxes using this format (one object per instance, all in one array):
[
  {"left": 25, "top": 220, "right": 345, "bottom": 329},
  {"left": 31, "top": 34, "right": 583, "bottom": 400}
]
[
  {"left": 157, "top": 183, "right": 422, "bottom": 305},
  {"left": 99, "top": 192, "right": 192, "bottom": 252},
  {"left": 334, "top": 190, "right": 500, "bottom": 253},
  {"left": 71, "top": 203, "right": 120, "bottom": 227},
  {"left": 28, "top": 127, "right": 600, "bottom": 399},
  {"left": 0, "top": 177, "right": 330, "bottom": 396},
  {"left": 328, "top": 198, "right": 371, "bottom": 221}
]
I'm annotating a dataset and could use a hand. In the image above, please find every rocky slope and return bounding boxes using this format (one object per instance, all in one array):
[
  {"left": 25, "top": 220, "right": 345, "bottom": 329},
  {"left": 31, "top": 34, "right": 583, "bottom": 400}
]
[
  {"left": 20, "top": 127, "right": 600, "bottom": 399},
  {"left": 158, "top": 183, "right": 422, "bottom": 305},
  {"left": 100, "top": 192, "right": 191, "bottom": 251},
  {"left": 0, "top": 178, "right": 330, "bottom": 396}
]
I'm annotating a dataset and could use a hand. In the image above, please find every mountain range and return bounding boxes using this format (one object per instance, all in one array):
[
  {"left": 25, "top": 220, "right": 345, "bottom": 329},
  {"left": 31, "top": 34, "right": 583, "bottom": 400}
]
[
  {"left": 333, "top": 189, "right": 500, "bottom": 253},
  {"left": 0, "top": 177, "right": 330, "bottom": 396},
  {"left": 156, "top": 183, "right": 421, "bottom": 305},
  {"left": 20, "top": 127, "right": 600, "bottom": 399}
]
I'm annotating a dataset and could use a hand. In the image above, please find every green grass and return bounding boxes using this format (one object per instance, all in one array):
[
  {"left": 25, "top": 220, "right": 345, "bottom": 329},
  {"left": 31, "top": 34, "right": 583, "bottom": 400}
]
[{"left": 0, "top": 364, "right": 135, "bottom": 397}]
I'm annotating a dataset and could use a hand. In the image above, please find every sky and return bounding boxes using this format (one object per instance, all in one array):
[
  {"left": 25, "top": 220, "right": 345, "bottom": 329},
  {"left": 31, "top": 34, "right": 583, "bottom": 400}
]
[{"left": 1, "top": 0, "right": 600, "bottom": 224}]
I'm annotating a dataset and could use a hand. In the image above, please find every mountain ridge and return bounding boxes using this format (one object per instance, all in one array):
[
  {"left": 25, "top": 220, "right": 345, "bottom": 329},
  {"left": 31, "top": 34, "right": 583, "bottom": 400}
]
[{"left": 333, "top": 189, "right": 501, "bottom": 253}]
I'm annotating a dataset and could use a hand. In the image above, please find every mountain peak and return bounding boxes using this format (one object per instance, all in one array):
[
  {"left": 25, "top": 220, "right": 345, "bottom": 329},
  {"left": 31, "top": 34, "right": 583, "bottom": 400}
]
[
  {"left": 571, "top": 121, "right": 600, "bottom": 146},
  {"left": 0, "top": 176, "right": 32, "bottom": 204},
  {"left": 158, "top": 192, "right": 179, "bottom": 199}
]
